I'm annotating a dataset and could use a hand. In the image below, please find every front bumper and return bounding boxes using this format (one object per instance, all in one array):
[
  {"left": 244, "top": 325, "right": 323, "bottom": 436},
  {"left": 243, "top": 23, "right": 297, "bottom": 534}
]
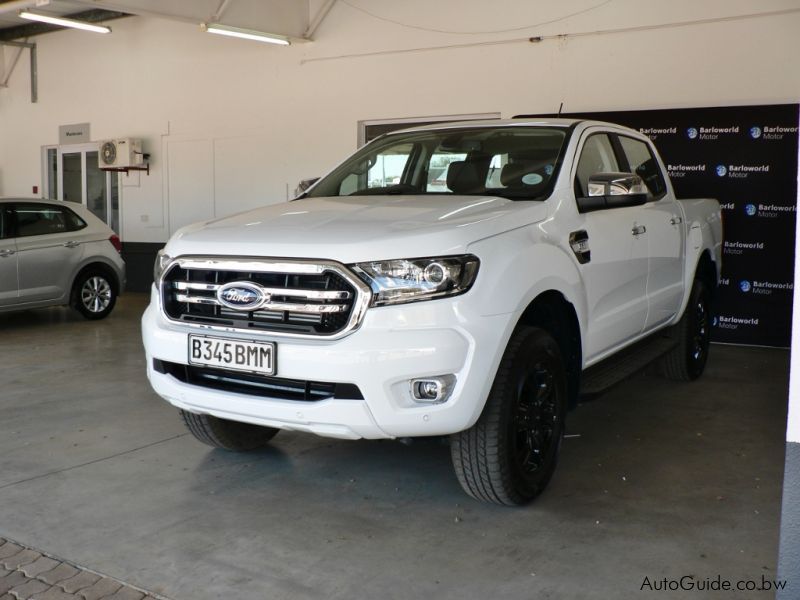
[{"left": 142, "top": 286, "right": 514, "bottom": 440}]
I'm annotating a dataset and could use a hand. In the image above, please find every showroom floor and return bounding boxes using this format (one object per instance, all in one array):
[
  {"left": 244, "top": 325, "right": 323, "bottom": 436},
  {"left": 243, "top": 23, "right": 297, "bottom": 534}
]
[{"left": 0, "top": 295, "right": 789, "bottom": 600}]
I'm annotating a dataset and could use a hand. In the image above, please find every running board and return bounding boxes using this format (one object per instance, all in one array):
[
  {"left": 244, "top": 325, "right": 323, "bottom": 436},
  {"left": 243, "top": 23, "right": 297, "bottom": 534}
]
[{"left": 579, "top": 331, "right": 678, "bottom": 395}]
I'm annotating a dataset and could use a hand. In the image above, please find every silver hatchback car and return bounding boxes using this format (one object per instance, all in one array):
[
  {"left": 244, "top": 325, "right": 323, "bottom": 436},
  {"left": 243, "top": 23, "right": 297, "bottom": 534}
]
[{"left": 0, "top": 198, "right": 126, "bottom": 320}]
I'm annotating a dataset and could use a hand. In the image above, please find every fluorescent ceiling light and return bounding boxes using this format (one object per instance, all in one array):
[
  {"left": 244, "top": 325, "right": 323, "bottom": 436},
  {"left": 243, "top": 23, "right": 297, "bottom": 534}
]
[
  {"left": 0, "top": 0, "right": 49, "bottom": 16},
  {"left": 18, "top": 11, "right": 112, "bottom": 33},
  {"left": 201, "top": 23, "right": 290, "bottom": 46}
]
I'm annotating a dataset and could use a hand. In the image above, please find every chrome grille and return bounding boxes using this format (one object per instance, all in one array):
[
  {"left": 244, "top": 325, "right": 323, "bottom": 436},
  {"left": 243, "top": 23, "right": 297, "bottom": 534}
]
[{"left": 160, "top": 257, "right": 370, "bottom": 338}]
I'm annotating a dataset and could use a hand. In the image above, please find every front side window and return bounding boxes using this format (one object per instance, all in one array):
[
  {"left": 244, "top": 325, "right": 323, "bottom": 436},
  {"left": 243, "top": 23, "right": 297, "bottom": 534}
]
[
  {"left": 617, "top": 136, "right": 667, "bottom": 199},
  {"left": 14, "top": 204, "right": 86, "bottom": 238},
  {"left": 574, "top": 134, "right": 620, "bottom": 197},
  {"left": 0, "top": 207, "right": 8, "bottom": 240},
  {"left": 307, "top": 126, "right": 568, "bottom": 201}
]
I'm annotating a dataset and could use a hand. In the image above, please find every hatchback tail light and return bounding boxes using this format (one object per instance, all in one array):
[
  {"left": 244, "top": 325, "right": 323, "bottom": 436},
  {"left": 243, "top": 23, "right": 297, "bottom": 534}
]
[{"left": 109, "top": 234, "right": 122, "bottom": 253}]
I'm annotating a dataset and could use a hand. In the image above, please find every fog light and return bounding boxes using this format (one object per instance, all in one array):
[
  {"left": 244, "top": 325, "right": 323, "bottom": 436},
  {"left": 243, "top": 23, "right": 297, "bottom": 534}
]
[{"left": 410, "top": 375, "right": 456, "bottom": 403}]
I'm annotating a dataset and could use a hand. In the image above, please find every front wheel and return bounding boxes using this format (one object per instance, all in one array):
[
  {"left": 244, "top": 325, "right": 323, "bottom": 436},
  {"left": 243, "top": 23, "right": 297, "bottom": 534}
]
[
  {"left": 661, "top": 278, "right": 711, "bottom": 381},
  {"left": 180, "top": 410, "right": 279, "bottom": 451},
  {"left": 450, "top": 327, "right": 567, "bottom": 506},
  {"left": 72, "top": 270, "right": 117, "bottom": 320}
]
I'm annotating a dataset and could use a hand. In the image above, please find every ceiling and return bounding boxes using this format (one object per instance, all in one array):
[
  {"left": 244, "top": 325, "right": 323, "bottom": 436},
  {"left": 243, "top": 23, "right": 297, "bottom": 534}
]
[{"left": 0, "top": 0, "right": 313, "bottom": 40}]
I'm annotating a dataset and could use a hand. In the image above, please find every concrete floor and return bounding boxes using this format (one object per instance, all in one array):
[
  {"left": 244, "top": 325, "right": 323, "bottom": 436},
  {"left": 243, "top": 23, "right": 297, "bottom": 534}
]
[{"left": 0, "top": 295, "right": 789, "bottom": 600}]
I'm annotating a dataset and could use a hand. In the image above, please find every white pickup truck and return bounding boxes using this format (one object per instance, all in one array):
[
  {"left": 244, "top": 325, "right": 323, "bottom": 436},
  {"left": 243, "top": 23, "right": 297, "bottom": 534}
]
[{"left": 142, "top": 119, "right": 722, "bottom": 505}]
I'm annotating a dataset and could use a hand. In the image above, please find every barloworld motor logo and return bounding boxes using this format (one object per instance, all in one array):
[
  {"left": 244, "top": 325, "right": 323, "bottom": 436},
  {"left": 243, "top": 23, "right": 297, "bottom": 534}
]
[
  {"left": 686, "top": 127, "right": 698, "bottom": 139},
  {"left": 716, "top": 165, "right": 727, "bottom": 177},
  {"left": 745, "top": 204, "right": 757, "bottom": 216},
  {"left": 715, "top": 315, "right": 760, "bottom": 330},
  {"left": 739, "top": 280, "right": 751, "bottom": 293},
  {"left": 749, "top": 125, "right": 798, "bottom": 140}
]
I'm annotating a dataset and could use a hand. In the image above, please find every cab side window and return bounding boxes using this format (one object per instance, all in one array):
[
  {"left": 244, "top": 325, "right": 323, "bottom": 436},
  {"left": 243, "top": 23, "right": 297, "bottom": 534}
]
[
  {"left": 575, "top": 134, "right": 620, "bottom": 197},
  {"left": 617, "top": 136, "right": 667, "bottom": 199}
]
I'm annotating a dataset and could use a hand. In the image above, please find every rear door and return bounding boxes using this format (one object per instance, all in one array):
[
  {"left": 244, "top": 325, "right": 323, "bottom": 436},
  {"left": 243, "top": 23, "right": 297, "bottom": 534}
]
[
  {"left": 0, "top": 205, "right": 18, "bottom": 306},
  {"left": 14, "top": 203, "right": 87, "bottom": 303}
]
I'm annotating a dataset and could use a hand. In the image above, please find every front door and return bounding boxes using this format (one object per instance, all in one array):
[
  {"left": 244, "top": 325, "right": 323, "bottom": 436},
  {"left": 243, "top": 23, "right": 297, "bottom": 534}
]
[
  {"left": 572, "top": 131, "right": 649, "bottom": 362},
  {"left": 614, "top": 135, "right": 685, "bottom": 331},
  {"left": 0, "top": 206, "right": 18, "bottom": 306}
]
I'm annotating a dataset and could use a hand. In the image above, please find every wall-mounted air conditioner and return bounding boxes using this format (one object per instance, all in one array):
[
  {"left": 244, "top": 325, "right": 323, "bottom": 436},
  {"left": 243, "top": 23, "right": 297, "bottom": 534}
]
[{"left": 98, "top": 138, "right": 144, "bottom": 169}]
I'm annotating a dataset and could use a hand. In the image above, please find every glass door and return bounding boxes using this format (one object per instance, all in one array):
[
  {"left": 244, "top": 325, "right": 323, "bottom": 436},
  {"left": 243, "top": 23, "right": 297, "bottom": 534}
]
[{"left": 50, "top": 143, "right": 120, "bottom": 234}]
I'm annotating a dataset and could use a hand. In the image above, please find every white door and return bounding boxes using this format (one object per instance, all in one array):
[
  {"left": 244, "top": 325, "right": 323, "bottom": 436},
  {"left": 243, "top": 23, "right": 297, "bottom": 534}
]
[
  {"left": 572, "top": 132, "right": 649, "bottom": 361},
  {"left": 616, "top": 135, "right": 685, "bottom": 330},
  {"left": 46, "top": 143, "right": 120, "bottom": 234}
]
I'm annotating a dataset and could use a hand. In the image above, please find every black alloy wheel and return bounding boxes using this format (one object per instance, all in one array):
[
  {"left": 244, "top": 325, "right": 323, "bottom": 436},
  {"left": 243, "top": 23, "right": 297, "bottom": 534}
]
[{"left": 451, "top": 327, "right": 567, "bottom": 505}]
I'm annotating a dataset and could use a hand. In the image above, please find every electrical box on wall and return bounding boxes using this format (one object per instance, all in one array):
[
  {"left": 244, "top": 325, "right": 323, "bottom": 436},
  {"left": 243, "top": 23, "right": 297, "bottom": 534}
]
[{"left": 99, "top": 138, "right": 144, "bottom": 169}]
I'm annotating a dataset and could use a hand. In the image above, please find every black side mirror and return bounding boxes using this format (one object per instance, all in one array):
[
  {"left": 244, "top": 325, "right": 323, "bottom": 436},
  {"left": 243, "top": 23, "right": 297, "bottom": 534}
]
[
  {"left": 293, "top": 177, "right": 320, "bottom": 199},
  {"left": 577, "top": 172, "right": 648, "bottom": 213}
]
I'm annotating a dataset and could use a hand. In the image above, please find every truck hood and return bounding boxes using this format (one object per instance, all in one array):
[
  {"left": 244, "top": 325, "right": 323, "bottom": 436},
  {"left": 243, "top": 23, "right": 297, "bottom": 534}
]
[{"left": 166, "top": 195, "right": 548, "bottom": 263}]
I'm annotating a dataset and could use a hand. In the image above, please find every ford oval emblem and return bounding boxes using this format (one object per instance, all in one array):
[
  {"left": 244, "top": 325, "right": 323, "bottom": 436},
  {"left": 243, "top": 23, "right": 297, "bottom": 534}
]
[{"left": 217, "top": 282, "right": 268, "bottom": 311}]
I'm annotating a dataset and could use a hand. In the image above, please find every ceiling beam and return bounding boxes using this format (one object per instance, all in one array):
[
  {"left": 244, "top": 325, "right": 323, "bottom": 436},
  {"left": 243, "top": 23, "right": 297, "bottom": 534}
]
[
  {"left": 304, "top": 0, "right": 336, "bottom": 39},
  {"left": 210, "top": 0, "right": 233, "bottom": 23},
  {"left": 0, "top": 8, "right": 130, "bottom": 41}
]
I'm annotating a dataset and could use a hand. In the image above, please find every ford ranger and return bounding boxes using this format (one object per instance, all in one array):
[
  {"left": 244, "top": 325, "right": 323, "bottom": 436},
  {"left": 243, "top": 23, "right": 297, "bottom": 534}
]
[{"left": 142, "top": 119, "right": 722, "bottom": 505}]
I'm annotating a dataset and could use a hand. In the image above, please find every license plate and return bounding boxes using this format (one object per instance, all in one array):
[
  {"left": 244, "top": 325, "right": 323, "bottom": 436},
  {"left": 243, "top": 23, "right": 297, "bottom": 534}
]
[{"left": 188, "top": 335, "right": 276, "bottom": 376}]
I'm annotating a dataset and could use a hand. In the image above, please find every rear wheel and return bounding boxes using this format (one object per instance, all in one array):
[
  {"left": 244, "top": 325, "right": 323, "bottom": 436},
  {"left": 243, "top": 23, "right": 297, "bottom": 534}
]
[
  {"left": 72, "top": 270, "right": 117, "bottom": 320},
  {"left": 661, "top": 278, "right": 711, "bottom": 381},
  {"left": 450, "top": 327, "right": 567, "bottom": 505},
  {"left": 180, "top": 410, "right": 279, "bottom": 451}
]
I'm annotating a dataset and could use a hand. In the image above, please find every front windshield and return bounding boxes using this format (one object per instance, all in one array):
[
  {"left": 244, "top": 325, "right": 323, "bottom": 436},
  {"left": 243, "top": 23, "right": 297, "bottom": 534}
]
[{"left": 306, "top": 126, "right": 568, "bottom": 201}]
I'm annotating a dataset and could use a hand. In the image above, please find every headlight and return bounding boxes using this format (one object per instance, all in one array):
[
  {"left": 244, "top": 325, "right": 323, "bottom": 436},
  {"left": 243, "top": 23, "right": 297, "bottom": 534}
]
[
  {"left": 153, "top": 249, "right": 172, "bottom": 284},
  {"left": 351, "top": 255, "right": 479, "bottom": 307}
]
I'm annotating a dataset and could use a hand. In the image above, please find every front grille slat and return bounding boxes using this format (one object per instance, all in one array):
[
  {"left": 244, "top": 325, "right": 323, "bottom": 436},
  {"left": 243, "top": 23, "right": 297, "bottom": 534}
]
[
  {"left": 175, "top": 294, "right": 219, "bottom": 305},
  {"left": 174, "top": 281, "right": 352, "bottom": 300},
  {"left": 174, "top": 292, "right": 349, "bottom": 314},
  {"left": 162, "top": 258, "right": 362, "bottom": 336}
]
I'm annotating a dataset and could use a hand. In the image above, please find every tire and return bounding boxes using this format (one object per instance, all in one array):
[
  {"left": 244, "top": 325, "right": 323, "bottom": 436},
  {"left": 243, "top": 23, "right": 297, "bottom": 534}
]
[
  {"left": 72, "top": 270, "right": 117, "bottom": 320},
  {"left": 180, "top": 410, "right": 279, "bottom": 451},
  {"left": 450, "top": 327, "right": 567, "bottom": 505},
  {"left": 661, "top": 278, "right": 711, "bottom": 381}
]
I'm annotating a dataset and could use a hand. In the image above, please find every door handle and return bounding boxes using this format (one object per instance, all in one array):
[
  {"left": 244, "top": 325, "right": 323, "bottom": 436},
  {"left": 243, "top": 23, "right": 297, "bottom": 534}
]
[
  {"left": 670, "top": 216, "right": 683, "bottom": 225},
  {"left": 63, "top": 241, "right": 80, "bottom": 248},
  {"left": 631, "top": 225, "right": 647, "bottom": 236},
  {"left": 0, "top": 249, "right": 15, "bottom": 258}
]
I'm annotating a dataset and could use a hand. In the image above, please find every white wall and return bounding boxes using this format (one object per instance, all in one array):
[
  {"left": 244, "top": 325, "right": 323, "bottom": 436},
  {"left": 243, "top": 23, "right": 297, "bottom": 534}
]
[{"left": 0, "top": 0, "right": 799, "bottom": 242}]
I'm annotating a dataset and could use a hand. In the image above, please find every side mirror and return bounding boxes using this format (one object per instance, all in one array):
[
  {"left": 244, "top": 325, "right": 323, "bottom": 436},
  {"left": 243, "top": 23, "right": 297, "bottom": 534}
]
[
  {"left": 577, "top": 172, "right": 648, "bottom": 213},
  {"left": 293, "top": 177, "right": 320, "bottom": 199}
]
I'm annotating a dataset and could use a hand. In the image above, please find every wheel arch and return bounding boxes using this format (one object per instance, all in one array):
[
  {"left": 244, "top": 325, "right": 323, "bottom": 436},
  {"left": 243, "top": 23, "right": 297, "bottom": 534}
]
[
  {"left": 673, "top": 249, "right": 718, "bottom": 323},
  {"left": 70, "top": 260, "right": 121, "bottom": 303},
  {"left": 516, "top": 290, "right": 582, "bottom": 409}
]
